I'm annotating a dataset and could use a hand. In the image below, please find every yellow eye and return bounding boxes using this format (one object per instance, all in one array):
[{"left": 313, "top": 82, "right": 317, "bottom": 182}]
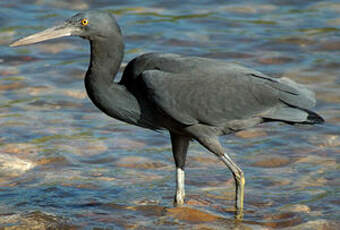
[{"left": 81, "top": 18, "right": 88, "bottom": 26}]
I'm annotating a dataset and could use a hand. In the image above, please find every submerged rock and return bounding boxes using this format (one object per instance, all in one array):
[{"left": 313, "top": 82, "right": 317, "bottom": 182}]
[
  {"left": 251, "top": 155, "right": 290, "bottom": 168},
  {"left": 236, "top": 129, "right": 267, "bottom": 139},
  {"left": 115, "top": 156, "right": 168, "bottom": 169},
  {"left": 295, "top": 155, "right": 336, "bottom": 168},
  {"left": 307, "top": 134, "right": 340, "bottom": 148},
  {"left": 280, "top": 204, "right": 311, "bottom": 213},
  {"left": 62, "top": 89, "right": 87, "bottom": 99},
  {"left": 112, "top": 138, "right": 146, "bottom": 150},
  {"left": 2, "top": 143, "right": 39, "bottom": 155},
  {"left": 221, "top": 4, "right": 277, "bottom": 14},
  {"left": 257, "top": 56, "right": 295, "bottom": 65},
  {"left": 0, "top": 82, "right": 27, "bottom": 91},
  {"left": 0, "top": 211, "right": 75, "bottom": 229},
  {"left": 167, "top": 207, "right": 223, "bottom": 223},
  {"left": 283, "top": 219, "right": 339, "bottom": 230},
  {"left": 0, "top": 154, "right": 35, "bottom": 177},
  {"left": 38, "top": 42, "right": 77, "bottom": 54},
  {"left": 252, "top": 212, "right": 303, "bottom": 228}
]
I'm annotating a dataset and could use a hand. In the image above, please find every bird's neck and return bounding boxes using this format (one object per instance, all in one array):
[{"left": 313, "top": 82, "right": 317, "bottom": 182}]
[
  {"left": 87, "top": 37, "right": 124, "bottom": 83},
  {"left": 84, "top": 37, "right": 141, "bottom": 125}
]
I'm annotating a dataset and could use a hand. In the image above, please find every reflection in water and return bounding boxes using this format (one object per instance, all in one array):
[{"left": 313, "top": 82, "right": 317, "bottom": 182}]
[{"left": 0, "top": 0, "right": 339, "bottom": 229}]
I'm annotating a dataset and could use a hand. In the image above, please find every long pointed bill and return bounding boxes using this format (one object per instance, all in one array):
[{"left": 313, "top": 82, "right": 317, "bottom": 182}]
[{"left": 10, "top": 24, "right": 78, "bottom": 47}]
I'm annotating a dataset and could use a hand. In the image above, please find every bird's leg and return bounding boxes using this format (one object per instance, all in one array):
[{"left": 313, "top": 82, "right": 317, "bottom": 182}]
[
  {"left": 176, "top": 167, "right": 185, "bottom": 205},
  {"left": 170, "top": 132, "right": 190, "bottom": 206},
  {"left": 195, "top": 136, "right": 245, "bottom": 219},
  {"left": 220, "top": 152, "right": 245, "bottom": 219}
]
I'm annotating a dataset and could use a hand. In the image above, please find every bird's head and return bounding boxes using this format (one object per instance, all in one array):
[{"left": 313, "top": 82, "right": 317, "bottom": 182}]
[{"left": 10, "top": 11, "right": 121, "bottom": 47}]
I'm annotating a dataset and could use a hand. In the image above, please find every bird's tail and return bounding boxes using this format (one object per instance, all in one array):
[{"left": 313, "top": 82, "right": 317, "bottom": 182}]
[
  {"left": 303, "top": 109, "right": 324, "bottom": 124},
  {"left": 262, "top": 77, "right": 324, "bottom": 125},
  {"left": 263, "top": 105, "right": 324, "bottom": 125}
]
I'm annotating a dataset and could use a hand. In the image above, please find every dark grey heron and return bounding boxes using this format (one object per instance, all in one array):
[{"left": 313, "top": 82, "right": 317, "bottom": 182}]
[{"left": 10, "top": 11, "right": 324, "bottom": 218}]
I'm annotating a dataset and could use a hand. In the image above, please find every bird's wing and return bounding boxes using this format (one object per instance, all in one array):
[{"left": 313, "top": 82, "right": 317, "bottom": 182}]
[{"left": 140, "top": 66, "right": 316, "bottom": 127}]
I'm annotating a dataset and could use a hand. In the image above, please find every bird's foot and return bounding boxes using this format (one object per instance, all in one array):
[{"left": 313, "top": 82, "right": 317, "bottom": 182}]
[
  {"left": 234, "top": 207, "right": 244, "bottom": 221},
  {"left": 173, "top": 192, "right": 185, "bottom": 207}
]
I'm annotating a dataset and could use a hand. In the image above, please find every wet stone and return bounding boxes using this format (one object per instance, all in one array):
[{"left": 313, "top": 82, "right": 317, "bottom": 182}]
[
  {"left": 36, "top": 156, "right": 67, "bottom": 165},
  {"left": 1, "top": 143, "right": 40, "bottom": 155},
  {"left": 221, "top": 4, "right": 277, "bottom": 14},
  {"left": 252, "top": 212, "right": 303, "bottom": 228},
  {"left": 186, "top": 196, "right": 213, "bottom": 206},
  {"left": 251, "top": 155, "right": 290, "bottom": 168},
  {"left": 112, "top": 138, "right": 146, "bottom": 150},
  {"left": 115, "top": 156, "right": 168, "bottom": 169},
  {"left": 0, "top": 211, "right": 75, "bottom": 230},
  {"left": 38, "top": 42, "right": 77, "bottom": 54},
  {"left": 0, "top": 82, "right": 27, "bottom": 91},
  {"left": 295, "top": 155, "right": 336, "bottom": 168},
  {"left": 257, "top": 56, "right": 295, "bottom": 65},
  {"left": 236, "top": 129, "right": 267, "bottom": 139},
  {"left": 0, "top": 154, "right": 35, "bottom": 177},
  {"left": 128, "top": 205, "right": 166, "bottom": 217},
  {"left": 167, "top": 207, "right": 223, "bottom": 223},
  {"left": 64, "top": 89, "right": 87, "bottom": 99},
  {"left": 280, "top": 204, "right": 311, "bottom": 213},
  {"left": 284, "top": 219, "right": 339, "bottom": 230},
  {"left": 27, "top": 85, "right": 51, "bottom": 96}
]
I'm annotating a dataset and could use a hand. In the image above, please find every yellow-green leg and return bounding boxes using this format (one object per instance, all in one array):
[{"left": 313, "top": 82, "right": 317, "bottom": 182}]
[
  {"left": 194, "top": 136, "right": 245, "bottom": 220},
  {"left": 225, "top": 154, "right": 245, "bottom": 220}
]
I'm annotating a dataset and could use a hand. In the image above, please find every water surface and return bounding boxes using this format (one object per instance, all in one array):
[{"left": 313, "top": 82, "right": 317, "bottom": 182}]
[{"left": 0, "top": 0, "right": 339, "bottom": 229}]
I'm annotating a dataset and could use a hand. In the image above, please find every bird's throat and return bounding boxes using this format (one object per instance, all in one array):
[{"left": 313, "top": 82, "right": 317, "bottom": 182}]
[
  {"left": 84, "top": 37, "right": 143, "bottom": 126},
  {"left": 87, "top": 37, "right": 124, "bottom": 84}
]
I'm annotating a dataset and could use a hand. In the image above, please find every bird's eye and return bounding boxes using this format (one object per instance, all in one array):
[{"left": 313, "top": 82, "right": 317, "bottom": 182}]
[{"left": 81, "top": 18, "right": 88, "bottom": 26}]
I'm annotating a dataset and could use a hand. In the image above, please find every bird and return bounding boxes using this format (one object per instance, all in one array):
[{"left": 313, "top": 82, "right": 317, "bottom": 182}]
[{"left": 10, "top": 11, "right": 324, "bottom": 219}]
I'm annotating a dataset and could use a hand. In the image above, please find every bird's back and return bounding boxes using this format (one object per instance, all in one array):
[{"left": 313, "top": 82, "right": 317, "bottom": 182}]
[
  {"left": 121, "top": 53, "right": 252, "bottom": 83},
  {"left": 120, "top": 53, "right": 323, "bottom": 134}
]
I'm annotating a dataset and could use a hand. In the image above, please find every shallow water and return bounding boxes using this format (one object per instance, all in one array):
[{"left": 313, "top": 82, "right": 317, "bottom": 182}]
[{"left": 0, "top": 0, "right": 339, "bottom": 229}]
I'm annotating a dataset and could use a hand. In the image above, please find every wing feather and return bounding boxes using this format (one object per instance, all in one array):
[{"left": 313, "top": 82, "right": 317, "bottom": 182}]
[{"left": 135, "top": 56, "right": 317, "bottom": 127}]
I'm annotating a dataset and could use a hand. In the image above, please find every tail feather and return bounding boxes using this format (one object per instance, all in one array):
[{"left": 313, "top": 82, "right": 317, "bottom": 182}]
[
  {"left": 263, "top": 105, "right": 324, "bottom": 125},
  {"left": 276, "top": 77, "right": 316, "bottom": 109},
  {"left": 303, "top": 109, "right": 324, "bottom": 124},
  {"left": 262, "top": 76, "right": 324, "bottom": 125}
]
